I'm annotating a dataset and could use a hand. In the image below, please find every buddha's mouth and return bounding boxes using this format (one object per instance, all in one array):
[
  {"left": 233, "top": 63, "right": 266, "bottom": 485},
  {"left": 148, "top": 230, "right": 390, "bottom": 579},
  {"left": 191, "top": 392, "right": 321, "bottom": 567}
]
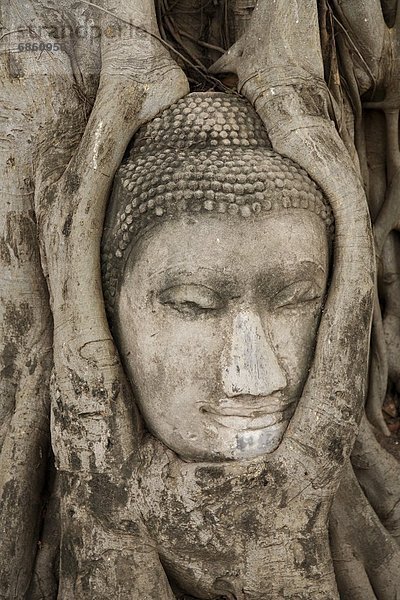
[{"left": 201, "top": 396, "right": 297, "bottom": 430}]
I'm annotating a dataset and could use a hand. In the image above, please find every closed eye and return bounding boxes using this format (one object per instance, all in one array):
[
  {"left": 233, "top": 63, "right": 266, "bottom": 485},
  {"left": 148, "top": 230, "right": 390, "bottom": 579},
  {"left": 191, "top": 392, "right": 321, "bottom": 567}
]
[
  {"left": 158, "top": 284, "right": 223, "bottom": 316},
  {"left": 272, "top": 280, "right": 324, "bottom": 309}
]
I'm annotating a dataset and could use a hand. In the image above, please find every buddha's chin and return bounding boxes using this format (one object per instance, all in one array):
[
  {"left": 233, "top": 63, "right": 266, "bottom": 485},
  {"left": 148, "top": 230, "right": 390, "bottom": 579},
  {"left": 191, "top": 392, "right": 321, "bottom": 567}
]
[
  {"left": 188, "top": 420, "right": 291, "bottom": 463},
  {"left": 231, "top": 421, "right": 289, "bottom": 460},
  {"left": 203, "top": 404, "right": 295, "bottom": 461}
]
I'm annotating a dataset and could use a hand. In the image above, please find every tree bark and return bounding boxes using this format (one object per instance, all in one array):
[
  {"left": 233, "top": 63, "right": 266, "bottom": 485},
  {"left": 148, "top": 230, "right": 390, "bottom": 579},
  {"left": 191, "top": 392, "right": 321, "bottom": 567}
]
[{"left": 1, "top": 0, "right": 400, "bottom": 597}]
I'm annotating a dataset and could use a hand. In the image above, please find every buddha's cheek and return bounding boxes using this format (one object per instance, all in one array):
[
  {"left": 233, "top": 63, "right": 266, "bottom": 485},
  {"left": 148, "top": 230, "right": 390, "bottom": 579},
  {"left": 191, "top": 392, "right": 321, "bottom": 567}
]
[
  {"left": 120, "top": 310, "right": 227, "bottom": 456},
  {"left": 266, "top": 304, "right": 322, "bottom": 395}
]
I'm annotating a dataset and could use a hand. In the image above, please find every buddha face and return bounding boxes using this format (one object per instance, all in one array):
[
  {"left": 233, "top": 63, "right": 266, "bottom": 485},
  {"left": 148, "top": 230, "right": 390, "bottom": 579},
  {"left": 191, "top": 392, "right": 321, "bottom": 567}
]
[{"left": 114, "top": 211, "right": 329, "bottom": 462}]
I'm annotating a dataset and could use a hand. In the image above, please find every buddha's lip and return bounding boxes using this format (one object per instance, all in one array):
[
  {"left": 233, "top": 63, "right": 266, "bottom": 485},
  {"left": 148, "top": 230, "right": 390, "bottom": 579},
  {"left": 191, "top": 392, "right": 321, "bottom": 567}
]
[
  {"left": 203, "top": 395, "right": 297, "bottom": 418},
  {"left": 202, "top": 402, "right": 296, "bottom": 431}
]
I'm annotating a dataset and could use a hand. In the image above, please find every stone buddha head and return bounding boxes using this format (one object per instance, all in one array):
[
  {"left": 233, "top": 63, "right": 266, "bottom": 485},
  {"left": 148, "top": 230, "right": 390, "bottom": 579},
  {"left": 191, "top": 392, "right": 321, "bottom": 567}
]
[{"left": 102, "top": 93, "right": 334, "bottom": 463}]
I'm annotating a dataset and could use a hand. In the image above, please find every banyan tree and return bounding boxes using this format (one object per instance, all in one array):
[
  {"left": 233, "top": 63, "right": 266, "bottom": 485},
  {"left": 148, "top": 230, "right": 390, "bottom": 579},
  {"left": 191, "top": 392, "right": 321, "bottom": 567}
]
[{"left": 1, "top": 1, "right": 400, "bottom": 598}]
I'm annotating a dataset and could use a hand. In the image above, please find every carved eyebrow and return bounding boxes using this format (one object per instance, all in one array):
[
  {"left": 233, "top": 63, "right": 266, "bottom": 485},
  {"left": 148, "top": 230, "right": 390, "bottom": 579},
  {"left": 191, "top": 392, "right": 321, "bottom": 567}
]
[
  {"left": 289, "top": 260, "right": 326, "bottom": 276},
  {"left": 270, "top": 260, "right": 326, "bottom": 277},
  {"left": 256, "top": 260, "right": 327, "bottom": 297}
]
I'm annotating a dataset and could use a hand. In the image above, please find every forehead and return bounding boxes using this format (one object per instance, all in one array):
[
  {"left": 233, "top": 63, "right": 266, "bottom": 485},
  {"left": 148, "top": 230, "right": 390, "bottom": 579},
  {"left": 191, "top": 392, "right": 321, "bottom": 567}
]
[{"left": 125, "top": 211, "right": 329, "bottom": 279}]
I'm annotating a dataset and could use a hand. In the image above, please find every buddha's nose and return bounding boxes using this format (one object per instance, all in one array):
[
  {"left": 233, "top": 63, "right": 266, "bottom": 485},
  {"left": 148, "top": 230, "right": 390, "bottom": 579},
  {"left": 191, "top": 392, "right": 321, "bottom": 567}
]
[{"left": 221, "top": 310, "right": 287, "bottom": 397}]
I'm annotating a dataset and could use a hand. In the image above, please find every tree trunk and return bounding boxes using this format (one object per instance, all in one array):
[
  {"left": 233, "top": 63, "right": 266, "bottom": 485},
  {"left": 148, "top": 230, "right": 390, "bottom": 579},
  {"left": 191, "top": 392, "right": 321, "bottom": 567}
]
[{"left": 1, "top": 0, "right": 400, "bottom": 598}]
